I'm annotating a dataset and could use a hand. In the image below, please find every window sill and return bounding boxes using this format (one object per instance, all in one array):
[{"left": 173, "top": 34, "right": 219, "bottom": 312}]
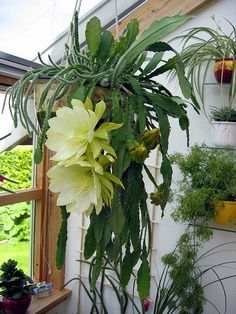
[{"left": 26, "top": 289, "right": 71, "bottom": 314}]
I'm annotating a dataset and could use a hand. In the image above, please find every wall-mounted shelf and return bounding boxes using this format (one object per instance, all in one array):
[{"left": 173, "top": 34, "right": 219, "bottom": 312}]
[
  {"left": 191, "top": 223, "right": 236, "bottom": 234},
  {"left": 201, "top": 146, "right": 236, "bottom": 151},
  {"left": 205, "top": 82, "right": 231, "bottom": 85}
]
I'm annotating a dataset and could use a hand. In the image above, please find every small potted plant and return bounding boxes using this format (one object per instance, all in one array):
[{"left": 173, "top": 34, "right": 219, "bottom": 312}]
[
  {"left": 0, "top": 259, "right": 34, "bottom": 314},
  {"left": 171, "top": 145, "right": 236, "bottom": 226},
  {"left": 210, "top": 106, "right": 236, "bottom": 147},
  {"left": 175, "top": 16, "right": 236, "bottom": 110}
]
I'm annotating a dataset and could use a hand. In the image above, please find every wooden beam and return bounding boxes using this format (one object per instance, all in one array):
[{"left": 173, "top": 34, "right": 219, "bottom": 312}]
[
  {"left": 0, "top": 188, "right": 42, "bottom": 206},
  {"left": 33, "top": 147, "right": 65, "bottom": 290},
  {"left": 0, "top": 74, "right": 18, "bottom": 86},
  {"left": 34, "top": 147, "right": 50, "bottom": 284},
  {"left": 111, "top": 0, "right": 214, "bottom": 35}
]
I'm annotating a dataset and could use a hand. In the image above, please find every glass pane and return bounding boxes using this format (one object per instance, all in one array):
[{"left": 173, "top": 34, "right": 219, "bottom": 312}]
[
  {"left": 0, "top": 145, "right": 33, "bottom": 193},
  {"left": 0, "top": 201, "right": 32, "bottom": 275},
  {"left": 0, "top": 0, "right": 104, "bottom": 60}
]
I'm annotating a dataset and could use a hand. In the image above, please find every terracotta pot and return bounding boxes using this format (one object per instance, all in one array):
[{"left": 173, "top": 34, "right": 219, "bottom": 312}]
[
  {"left": 215, "top": 201, "right": 236, "bottom": 225},
  {"left": 2, "top": 295, "right": 32, "bottom": 314},
  {"left": 214, "top": 58, "right": 234, "bottom": 83}
]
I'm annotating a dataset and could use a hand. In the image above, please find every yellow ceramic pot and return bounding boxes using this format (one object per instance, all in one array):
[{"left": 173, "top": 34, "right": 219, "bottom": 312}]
[{"left": 214, "top": 201, "right": 236, "bottom": 225}]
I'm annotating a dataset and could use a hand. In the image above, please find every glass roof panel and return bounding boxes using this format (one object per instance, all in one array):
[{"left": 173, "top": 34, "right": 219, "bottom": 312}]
[{"left": 0, "top": 0, "right": 103, "bottom": 60}]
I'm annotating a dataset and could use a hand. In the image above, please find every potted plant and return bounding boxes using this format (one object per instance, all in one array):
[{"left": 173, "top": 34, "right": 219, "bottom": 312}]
[
  {"left": 0, "top": 259, "right": 34, "bottom": 314},
  {"left": 210, "top": 106, "right": 236, "bottom": 147},
  {"left": 175, "top": 16, "right": 236, "bottom": 110},
  {"left": 171, "top": 145, "right": 236, "bottom": 226},
  {"left": 4, "top": 12, "right": 199, "bottom": 299}
]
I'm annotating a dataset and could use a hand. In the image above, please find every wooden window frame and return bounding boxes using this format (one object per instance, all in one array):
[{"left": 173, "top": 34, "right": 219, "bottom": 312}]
[{"left": 0, "top": 146, "right": 64, "bottom": 290}]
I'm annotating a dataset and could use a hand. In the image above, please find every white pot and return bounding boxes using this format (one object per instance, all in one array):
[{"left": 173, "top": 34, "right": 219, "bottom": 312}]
[{"left": 211, "top": 121, "right": 236, "bottom": 147}]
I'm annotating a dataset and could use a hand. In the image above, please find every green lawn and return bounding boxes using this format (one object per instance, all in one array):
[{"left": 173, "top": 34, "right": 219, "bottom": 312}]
[{"left": 0, "top": 241, "right": 30, "bottom": 275}]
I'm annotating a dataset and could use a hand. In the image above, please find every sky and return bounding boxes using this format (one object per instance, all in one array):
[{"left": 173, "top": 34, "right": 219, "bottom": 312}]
[{"left": 0, "top": 0, "right": 102, "bottom": 60}]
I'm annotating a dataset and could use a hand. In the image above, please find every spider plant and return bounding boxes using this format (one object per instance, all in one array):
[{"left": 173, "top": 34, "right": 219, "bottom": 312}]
[
  {"left": 174, "top": 16, "right": 236, "bottom": 114},
  {"left": 210, "top": 106, "right": 236, "bottom": 122}
]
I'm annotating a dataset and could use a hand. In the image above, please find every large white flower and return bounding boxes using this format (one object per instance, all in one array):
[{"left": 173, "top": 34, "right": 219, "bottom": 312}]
[
  {"left": 45, "top": 98, "right": 122, "bottom": 161},
  {"left": 48, "top": 154, "right": 123, "bottom": 215}
]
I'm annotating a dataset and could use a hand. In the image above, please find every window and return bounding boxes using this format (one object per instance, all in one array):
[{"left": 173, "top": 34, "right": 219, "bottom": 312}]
[{"left": 0, "top": 57, "right": 64, "bottom": 289}]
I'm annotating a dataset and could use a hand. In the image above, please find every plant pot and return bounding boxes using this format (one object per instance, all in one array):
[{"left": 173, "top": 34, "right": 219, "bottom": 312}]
[
  {"left": 214, "top": 58, "right": 234, "bottom": 83},
  {"left": 215, "top": 201, "right": 236, "bottom": 225},
  {"left": 210, "top": 121, "right": 236, "bottom": 147},
  {"left": 2, "top": 295, "right": 32, "bottom": 314},
  {"left": 34, "top": 82, "right": 113, "bottom": 129}
]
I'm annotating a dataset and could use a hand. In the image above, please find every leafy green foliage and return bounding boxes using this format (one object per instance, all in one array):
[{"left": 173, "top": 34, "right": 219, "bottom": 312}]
[
  {"left": 0, "top": 146, "right": 32, "bottom": 191},
  {"left": 159, "top": 145, "right": 236, "bottom": 313},
  {"left": 210, "top": 106, "right": 236, "bottom": 121},
  {"left": 0, "top": 259, "right": 33, "bottom": 300},
  {"left": 0, "top": 146, "right": 32, "bottom": 242},
  {"left": 171, "top": 145, "right": 236, "bottom": 226},
  {"left": 112, "top": 15, "right": 191, "bottom": 79},
  {"left": 0, "top": 203, "right": 30, "bottom": 242},
  {"left": 156, "top": 231, "right": 206, "bottom": 314}
]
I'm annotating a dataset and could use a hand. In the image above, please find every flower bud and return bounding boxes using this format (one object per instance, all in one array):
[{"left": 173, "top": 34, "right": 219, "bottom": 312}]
[
  {"left": 150, "top": 190, "right": 164, "bottom": 206},
  {"left": 97, "top": 154, "right": 115, "bottom": 167},
  {"left": 130, "top": 143, "right": 150, "bottom": 163},
  {"left": 140, "top": 128, "right": 160, "bottom": 150},
  {"left": 143, "top": 298, "right": 152, "bottom": 312}
]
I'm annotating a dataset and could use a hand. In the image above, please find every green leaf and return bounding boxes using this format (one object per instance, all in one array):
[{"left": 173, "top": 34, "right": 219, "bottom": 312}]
[
  {"left": 179, "top": 115, "right": 189, "bottom": 131},
  {"left": 101, "top": 222, "right": 112, "bottom": 252},
  {"left": 34, "top": 147, "right": 43, "bottom": 164},
  {"left": 56, "top": 206, "right": 70, "bottom": 269},
  {"left": 90, "top": 257, "right": 102, "bottom": 289},
  {"left": 120, "top": 251, "right": 133, "bottom": 286},
  {"left": 175, "top": 53, "right": 192, "bottom": 99},
  {"left": 161, "top": 155, "right": 172, "bottom": 189},
  {"left": 125, "top": 18, "right": 139, "bottom": 49},
  {"left": 68, "top": 84, "right": 85, "bottom": 103},
  {"left": 146, "top": 41, "right": 192, "bottom": 99},
  {"left": 112, "top": 89, "right": 124, "bottom": 123},
  {"left": 131, "top": 245, "right": 141, "bottom": 267},
  {"left": 154, "top": 107, "right": 170, "bottom": 155},
  {"left": 123, "top": 163, "right": 145, "bottom": 248},
  {"left": 128, "top": 83, "right": 146, "bottom": 133},
  {"left": 137, "top": 259, "right": 150, "bottom": 300},
  {"left": 108, "top": 196, "right": 125, "bottom": 235},
  {"left": 84, "top": 221, "right": 96, "bottom": 260},
  {"left": 97, "top": 31, "right": 113, "bottom": 63},
  {"left": 145, "top": 92, "right": 186, "bottom": 119},
  {"left": 93, "top": 211, "right": 107, "bottom": 243},
  {"left": 85, "top": 17, "right": 102, "bottom": 57},
  {"left": 142, "top": 52, "right": 164, "bottom": 76},
  {"left": 160, "top": 155, "right": 173, "bottom": 215},
  {"left": 113, "top": 15, "right": 191, "bottom": 79}
]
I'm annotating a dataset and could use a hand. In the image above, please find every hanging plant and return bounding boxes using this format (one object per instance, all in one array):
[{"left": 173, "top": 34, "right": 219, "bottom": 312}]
[{"left": 5, "top": 12, "right": 199, "bottom": 299}]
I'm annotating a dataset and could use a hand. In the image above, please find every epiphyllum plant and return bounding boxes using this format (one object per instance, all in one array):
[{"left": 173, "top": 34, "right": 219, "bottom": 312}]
[{"left": 5, "top": 12, "right": 199, "bottom": 300}]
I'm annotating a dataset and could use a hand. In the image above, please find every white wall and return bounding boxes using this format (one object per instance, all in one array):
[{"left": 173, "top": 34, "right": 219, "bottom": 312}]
[{"left": 48, "top": 0, "right": 236, "bottom": 313}]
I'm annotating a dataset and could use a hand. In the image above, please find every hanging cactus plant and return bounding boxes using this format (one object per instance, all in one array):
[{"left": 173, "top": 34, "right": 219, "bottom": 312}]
[{"left": 5, "top": 11, "right": 199, "bottom": 300}]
